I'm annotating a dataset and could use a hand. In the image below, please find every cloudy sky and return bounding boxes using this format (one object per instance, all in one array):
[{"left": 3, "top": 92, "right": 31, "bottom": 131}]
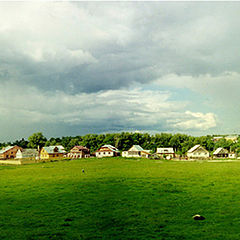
[{"left": 1, "top": 1, "right": 240, "bottom": 141}]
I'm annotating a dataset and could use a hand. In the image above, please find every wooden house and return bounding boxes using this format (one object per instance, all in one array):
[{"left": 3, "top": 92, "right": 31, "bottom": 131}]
[
  {"left": 122, "top": 145, "right": 151, "bottom": 158},
  {"left": 187, "top": 145, "right": 209, "bottom": 159},
  {"left": 67, "top": 146, "right": 90, "bottom": 158},
  {"left": 40, "top": 145, "right": 66, "bottom": 160},
  {"left": 213, "top": 147, "right": 228, "bottom": 158},
  {"left": 156, "top": 148, "right": 175, "bottom": 159},
  {"left": 0, "top": 146, "right": 22, "bottom": 160},
  {"left": 95, "top": 145, "right": 120, "bottom": 158}
]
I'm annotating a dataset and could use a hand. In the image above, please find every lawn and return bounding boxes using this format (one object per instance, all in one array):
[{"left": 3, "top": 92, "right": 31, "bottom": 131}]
[{"left": 0, "top": 158, "right": 240, "bottom": 239}]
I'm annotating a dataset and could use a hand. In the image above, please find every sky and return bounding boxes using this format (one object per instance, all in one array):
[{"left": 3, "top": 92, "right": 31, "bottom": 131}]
[{"left": 1, "top": 1, "right": 240, "bottom": 141}]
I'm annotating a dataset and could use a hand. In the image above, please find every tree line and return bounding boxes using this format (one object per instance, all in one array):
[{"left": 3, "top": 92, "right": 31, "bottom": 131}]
[{"left": 1, "top": 132, "right": 240, "bottom": 155}]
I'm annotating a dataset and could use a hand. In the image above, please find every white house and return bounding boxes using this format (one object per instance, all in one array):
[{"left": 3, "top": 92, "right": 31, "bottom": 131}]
[
  {"left": 95, "top": 145, "right": 120, "bottom": 158},
  {"left": 122, "top": 145, "right": 151, "bottom": 158},
  {"left": 229, "top": 152, "right": 237, "bottom": 159},
  {"left": 156, "top": 148, "right": 175, "bottom": 159},
  {"left": 213, "top": 147, "right": 228, "bottom": 158},
  {"left": 187, "top": 145, "right": 209, "bottom": 159}
]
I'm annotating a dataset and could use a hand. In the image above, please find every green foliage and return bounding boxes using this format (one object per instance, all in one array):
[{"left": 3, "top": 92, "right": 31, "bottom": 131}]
[
  {"left": 28, "top": 132, "right": 47, "bottom": 149},
  {"left": 3, "top": 132, "right": 240, "bottom": 155},
  {"left": 12, "top": 138, "right": 29, "bottom": 148},
  {"left": 214, "top": 139, "right": 232, "bottom": 150}
]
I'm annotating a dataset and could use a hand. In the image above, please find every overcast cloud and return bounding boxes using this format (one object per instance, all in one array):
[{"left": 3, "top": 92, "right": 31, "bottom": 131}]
[{"left": 0, "top": 2, "right": 240, "bottom": 141}]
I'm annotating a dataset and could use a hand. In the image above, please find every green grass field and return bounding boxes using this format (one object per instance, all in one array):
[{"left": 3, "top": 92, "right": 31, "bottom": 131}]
[{"left": 1, "top": 158, "right": 240, "bottom": 240}]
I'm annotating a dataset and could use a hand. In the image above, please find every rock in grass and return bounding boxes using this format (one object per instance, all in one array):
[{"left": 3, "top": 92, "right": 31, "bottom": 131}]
[{"left": 193, "top": 214, "right": 205, "bottom": 220}]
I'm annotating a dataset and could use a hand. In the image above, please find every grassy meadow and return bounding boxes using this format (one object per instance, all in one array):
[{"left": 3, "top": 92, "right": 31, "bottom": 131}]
[{"left": 1, "top": 158, "right": 240, "bottom": 239}]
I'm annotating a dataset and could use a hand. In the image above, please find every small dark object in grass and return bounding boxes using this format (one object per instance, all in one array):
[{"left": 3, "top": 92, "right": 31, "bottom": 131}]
[
  {"left": 64, "top": 218, "right": 73, "bottom": 222},
  {"left": 82, "top": 169, "right": 85, "bottom": 173},
  {"left": 193, "top": 214, "right": 205, "bottom": 220}
]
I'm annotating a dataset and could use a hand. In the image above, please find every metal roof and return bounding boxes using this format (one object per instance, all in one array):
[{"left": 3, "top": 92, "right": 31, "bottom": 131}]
[
  {"left": 0, "top": 146, "right": 14, "bottom": 154},
  {"left": 42, "top": 145, "right": 66, "bottom": 154},
  {"left": 213, "top": 147, "right": 228, "bottom": 155},
  {"left": 187, "top": 145, "right": 201, "bottom": 153},
  {"left": 102, "top": 145, "right": 120, "bottom": 152},
  {"left": 72, "top": 146, "right": 89, "bottom": 151},
  {"left": 128, "top": 145, "right": 144, "bottom": 151}
]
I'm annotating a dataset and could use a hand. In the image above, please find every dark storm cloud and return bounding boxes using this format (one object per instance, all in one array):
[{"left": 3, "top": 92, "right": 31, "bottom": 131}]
[
  {"left": 1, "top": 2, "right": 240, "bottom": 94},
  {"left": 2, "top": 2, "right": 240, "bottom": 140}
]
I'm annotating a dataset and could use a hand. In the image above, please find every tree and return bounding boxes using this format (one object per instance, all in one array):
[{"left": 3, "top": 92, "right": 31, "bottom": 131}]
[
  {"left": 67, "top": 138, "right": 80, "bottom": 151},
  {"left": 214, "top": 139, "right": 233, "bottom": 151},
  {"left": 28, "top": 132, "right": 47, "bottom": 149},
  {"left": 12, "top": 138, "right": 29, "bottom": 148}
]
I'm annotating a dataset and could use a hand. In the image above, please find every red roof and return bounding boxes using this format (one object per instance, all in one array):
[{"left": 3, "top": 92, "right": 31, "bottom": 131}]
[{"left": 72, "top": 146, "right": 89, "bottom": 151}]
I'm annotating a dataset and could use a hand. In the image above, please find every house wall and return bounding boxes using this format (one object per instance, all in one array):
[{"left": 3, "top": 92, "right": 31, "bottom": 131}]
[
  {"left": 15, "top": 150, "right": 23, "bottom": 159},
  {"left": 157, "top": 153, "right": 175, "bottom": 159},
  {"left": 122, "top": 151, "right": 150, "bottom": 158},
  {"left": 122, "top": 151, "right": 141, "bottom": 158},
  {"left": 187, "top": 148, "right": 209, "bottom": 158},
  {"left": 68, "top": 152, "right": 89, "bottom": 158},
  {"left": 40, "top": 149, "right": 49, "bottom": 159},
  {"left": 229, "top": 153, "right": 236, "bottom": 159},
  {"left": 68, "top": 148, "right": 90, "bottom": 158},
  {"left": 140, "top": 152, "right": 150, "bottom": 158},
  {"left": 40, "top": 148, "right": 64, "bottom": 160},
  {"left": 50, "top": 153, "right": 63, "bottom": 158},
  {"left": 213, "top": 153, "right": 228, "bottom": 158},
  {"left": 96, "top": 151, "right": 114, "bottom": 158},
  {"left": 0, "top": 146, "right": 22, "bottom": 160}
]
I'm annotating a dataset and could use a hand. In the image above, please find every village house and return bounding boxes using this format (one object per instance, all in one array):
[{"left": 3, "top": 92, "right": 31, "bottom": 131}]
[
  {"left": 15, "top": 148, "right": 38, "bottom": 160},
  {"left": 40, "top": 145, "right": 66, "bottom": 160},
  {"left": 95, "top": 145, "right": 120, "bottom": 158},
  {"left": 212, "top": 136, "right": 223, "bottom": 142},
  {"left": 213, "top": 147, "right": 229, "bottom": 158},
  {"left": 0, "top": 146, "right": 22, "bottom": 160},
  {"left": 229, "top": 152, "right": 237, "bottom": 159},
  {"left": 212, "top": 135, "right": 239, "bottom": 143},
  {"left": 122, "top": 145, "right": 151, "bottom": 158},
  {"left": 67, "top": 146, "right": 90, "bottom": 158},
  {"left": 187, "top": 145, "right": 209, "bottom": 159},
  {"left": 156, "top": 147, "right": 175, "bottom": 159},
  {"left": 225, "top": 135, "right": 238, "bottom": 143}
]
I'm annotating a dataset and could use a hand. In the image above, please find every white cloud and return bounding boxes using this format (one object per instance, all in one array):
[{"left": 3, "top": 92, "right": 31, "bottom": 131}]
[
  {"left": 1, "top": 2, "right": 240, "bottom": 93},
  {"left": 168, "top": 111, "right": 217, "bottom": 131},
  {"left": 0, "top": 80, "right": 217, "bottom": 141},
  {"left": 1, "top": 2, "right": 240, "bottom": 139}
]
